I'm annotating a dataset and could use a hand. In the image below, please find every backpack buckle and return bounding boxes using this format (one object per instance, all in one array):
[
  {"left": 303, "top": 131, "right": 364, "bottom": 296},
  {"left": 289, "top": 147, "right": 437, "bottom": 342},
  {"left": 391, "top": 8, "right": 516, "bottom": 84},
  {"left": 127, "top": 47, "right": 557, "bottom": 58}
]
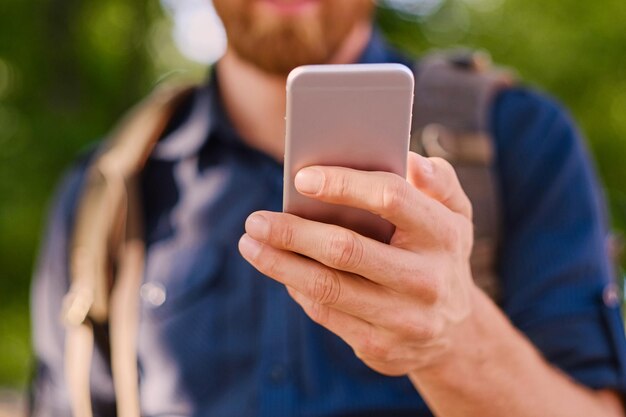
[
  {"left": 417, "top": 124, "right": 494, "bottom": 165},
  {"left": 448, "top": 49, "right": 493, "bottom": 72}
]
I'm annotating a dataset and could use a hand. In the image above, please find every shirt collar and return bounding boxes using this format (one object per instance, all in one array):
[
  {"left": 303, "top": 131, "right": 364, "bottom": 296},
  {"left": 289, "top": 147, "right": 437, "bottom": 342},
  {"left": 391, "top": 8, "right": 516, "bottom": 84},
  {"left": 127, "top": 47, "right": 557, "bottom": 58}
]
[
  {"left": 358, "top": 27, "right": 412, "bottom": 66},
  {"left": 151, "top": 84, "right": 214, "bottom": 160}
]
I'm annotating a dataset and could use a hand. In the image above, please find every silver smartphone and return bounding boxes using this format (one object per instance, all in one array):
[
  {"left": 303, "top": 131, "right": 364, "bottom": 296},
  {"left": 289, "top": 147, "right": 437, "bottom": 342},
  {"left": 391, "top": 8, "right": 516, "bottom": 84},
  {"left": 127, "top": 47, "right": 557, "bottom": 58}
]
[{"left": 283, "top": 64, "right": 414, "bottom": 243}]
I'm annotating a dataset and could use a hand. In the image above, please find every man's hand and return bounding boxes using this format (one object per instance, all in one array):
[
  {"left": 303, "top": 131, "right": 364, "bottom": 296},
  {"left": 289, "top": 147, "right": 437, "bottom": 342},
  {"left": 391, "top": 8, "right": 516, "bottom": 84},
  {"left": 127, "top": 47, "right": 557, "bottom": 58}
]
[
  {"left": 238, "top": 152, "right": 477, "bottom": 376},
  {"left": 239, "top": 152, "right": 626, "bottom": 417}
]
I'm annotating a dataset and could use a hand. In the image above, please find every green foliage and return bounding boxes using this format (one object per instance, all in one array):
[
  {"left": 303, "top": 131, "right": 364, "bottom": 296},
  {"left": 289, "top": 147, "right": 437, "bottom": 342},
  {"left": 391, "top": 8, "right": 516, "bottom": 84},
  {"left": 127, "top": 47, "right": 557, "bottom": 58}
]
[
  {"left": 1, "top": 0, "right": 624, "bottom": 388},
  {"left": 378, "top": 0, "right": 626, "bottom": 236},
  {"left": 0, "top": 0, "right": 161, "bottom": 388}
]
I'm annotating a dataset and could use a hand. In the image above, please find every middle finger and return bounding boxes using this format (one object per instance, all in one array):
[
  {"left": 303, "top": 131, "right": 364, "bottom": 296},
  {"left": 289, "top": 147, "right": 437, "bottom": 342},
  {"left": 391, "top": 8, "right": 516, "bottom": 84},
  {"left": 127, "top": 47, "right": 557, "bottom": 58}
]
[
  {"left": 244, "top": 211, "right": 438, "bottom": 300},
  {"left": 238, "top": 233, "right": 399, "bottom": 324}
]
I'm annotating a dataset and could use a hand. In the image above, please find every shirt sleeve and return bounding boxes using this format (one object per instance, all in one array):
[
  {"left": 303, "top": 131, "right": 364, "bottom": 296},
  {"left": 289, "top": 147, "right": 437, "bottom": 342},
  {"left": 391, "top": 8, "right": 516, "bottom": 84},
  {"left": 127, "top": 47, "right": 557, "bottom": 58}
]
[
  {"left": 29, "top": 156, "right": 117, "bottom": 417},
  {"left": 492, "top": 87, "right": 626, "bottom": 393}
]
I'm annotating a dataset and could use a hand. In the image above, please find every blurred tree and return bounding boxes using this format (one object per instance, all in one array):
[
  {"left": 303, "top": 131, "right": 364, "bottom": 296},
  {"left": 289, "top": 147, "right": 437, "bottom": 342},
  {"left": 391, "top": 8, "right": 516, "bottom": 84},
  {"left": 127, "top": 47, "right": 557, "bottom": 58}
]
[
  {"left": 0, "top": 0, "right": 624, "bottom": 389},
  {"left": 0, "top": 0, "right": 160, "bottom": 387}
]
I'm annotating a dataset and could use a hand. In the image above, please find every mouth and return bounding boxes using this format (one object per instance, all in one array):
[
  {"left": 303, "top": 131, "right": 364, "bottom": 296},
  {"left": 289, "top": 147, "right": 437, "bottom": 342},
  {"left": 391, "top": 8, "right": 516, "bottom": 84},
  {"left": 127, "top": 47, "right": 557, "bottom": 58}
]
[{"left": 256, "top": 0, "right": 321, "bottom": 16}]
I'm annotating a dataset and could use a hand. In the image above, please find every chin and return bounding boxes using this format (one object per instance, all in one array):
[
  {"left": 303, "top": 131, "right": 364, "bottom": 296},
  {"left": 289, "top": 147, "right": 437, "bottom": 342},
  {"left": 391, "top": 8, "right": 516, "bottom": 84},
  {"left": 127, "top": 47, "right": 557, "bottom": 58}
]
[{"left": 216, "top": 0, "right": 375, "bottom": 75}]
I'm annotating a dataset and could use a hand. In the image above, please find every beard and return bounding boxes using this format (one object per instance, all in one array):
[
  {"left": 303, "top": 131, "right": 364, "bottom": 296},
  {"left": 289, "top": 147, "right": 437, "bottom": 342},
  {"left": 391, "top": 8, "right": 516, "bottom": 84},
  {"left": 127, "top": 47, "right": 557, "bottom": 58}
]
[{"left": 213, "top": 0, "right": 374, "bottom": 75}]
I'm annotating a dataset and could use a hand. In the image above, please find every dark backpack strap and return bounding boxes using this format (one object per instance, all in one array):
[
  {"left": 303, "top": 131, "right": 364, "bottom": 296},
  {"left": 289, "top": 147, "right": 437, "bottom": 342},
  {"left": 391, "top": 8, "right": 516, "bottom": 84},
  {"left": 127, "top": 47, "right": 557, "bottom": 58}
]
[{"left": 411, "top": 50, "right": 515, "bottom": 303}]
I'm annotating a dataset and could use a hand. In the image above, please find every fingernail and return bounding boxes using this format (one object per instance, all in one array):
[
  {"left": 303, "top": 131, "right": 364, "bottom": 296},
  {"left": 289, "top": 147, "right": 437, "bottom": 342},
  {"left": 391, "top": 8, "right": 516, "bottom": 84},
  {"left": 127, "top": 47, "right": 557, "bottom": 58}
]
[
  {"left": 246, "top": 213, "right": 270, "bottom": 240},
  {"left": 416, "top": 154, "right": 434, "bottom": 177},
  {"left": 239, "top": 234, "right": 262, "bottom": 259},
  {"left": 295, "top": 168, "right": 323, "bottom": 194}
]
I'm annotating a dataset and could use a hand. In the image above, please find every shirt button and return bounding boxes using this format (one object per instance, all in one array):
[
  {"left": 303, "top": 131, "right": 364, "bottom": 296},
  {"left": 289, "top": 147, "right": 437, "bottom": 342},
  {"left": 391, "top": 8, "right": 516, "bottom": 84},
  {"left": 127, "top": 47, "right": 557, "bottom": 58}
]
[
  {"left": 269, "top": 364, "right": 287, "bottom": 384},
  {"left": 602, "top": 283, "right": 621, "bottom": 308},
  {"left": 141, "top": 282, "right": 167, "bottom": 307}
]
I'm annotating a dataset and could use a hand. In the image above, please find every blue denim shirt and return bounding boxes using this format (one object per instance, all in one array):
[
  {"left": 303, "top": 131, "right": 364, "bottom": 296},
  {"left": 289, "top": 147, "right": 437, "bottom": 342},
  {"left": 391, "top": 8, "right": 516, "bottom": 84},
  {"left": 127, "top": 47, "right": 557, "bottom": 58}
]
[{"left": 31, "top": 31, "right": 626, "bottom": 416}]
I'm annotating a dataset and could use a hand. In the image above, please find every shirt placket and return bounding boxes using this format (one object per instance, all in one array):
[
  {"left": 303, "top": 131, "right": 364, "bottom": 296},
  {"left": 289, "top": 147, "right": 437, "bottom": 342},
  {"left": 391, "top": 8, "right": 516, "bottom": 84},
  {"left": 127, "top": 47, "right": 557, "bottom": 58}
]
[{"left": 258, "top": 161, "right": 298, "bottom": 417}]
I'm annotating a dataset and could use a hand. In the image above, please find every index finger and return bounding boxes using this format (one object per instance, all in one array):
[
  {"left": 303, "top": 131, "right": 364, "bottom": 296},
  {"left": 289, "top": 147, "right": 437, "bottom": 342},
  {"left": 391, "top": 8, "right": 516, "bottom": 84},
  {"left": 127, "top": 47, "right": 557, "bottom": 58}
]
[
  {"left": 244, "top": 210, "right": 436, "bottom": 295},
  {"left": 293, "top": 165, "right": 443, "bottom": 233}
]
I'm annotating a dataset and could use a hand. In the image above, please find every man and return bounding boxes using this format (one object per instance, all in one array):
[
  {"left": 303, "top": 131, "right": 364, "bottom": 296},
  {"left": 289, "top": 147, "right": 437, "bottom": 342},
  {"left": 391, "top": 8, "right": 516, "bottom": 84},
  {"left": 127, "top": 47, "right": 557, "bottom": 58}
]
[{"left": 30, "top": 0, "right": 626, "bottom": 416}]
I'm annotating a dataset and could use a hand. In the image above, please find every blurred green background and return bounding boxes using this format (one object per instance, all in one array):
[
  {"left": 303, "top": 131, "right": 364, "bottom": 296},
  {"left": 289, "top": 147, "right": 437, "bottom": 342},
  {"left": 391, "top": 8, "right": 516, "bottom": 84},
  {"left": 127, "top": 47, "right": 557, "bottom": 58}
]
[{"left": 0, "top": 0, "right": 624, "bottom": 391}]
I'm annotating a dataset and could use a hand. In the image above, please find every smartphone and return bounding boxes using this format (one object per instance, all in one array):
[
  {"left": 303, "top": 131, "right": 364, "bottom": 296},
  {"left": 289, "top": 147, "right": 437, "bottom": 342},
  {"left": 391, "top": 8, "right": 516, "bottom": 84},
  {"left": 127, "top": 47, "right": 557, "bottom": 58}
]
[{"left": 283, "top": 64, "right": 414, "bottom": 243}]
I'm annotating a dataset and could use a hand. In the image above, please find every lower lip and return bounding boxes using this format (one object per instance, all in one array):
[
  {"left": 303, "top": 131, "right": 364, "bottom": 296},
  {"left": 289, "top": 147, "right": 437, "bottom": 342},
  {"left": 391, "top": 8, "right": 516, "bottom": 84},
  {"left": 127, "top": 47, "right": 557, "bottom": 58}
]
[{"left": 257, "top": 0, "right": 320, "bottom": 16}]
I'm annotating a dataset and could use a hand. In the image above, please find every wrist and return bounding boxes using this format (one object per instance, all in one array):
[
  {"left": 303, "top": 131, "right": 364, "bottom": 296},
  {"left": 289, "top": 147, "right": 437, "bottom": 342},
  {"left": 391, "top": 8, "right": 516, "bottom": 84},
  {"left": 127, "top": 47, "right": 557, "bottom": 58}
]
[{"left": 408, "top": 286, "right": 503, "bottom": 385}]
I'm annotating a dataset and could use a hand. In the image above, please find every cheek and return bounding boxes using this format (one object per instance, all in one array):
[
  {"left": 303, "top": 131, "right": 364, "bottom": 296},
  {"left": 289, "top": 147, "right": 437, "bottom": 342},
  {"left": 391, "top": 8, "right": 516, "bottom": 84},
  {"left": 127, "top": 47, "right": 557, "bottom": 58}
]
[
  {"left": 319, "top": 0, "right": 374, "bottom": 32},
  {"left": 213, "top": 0, "right": 249, "bottom": 23},
  {"left": 325, "top": 0, "right": 374, "bottom": 19},
  {"left": 212, "top": 0, "right": 227, "bottom": 18}
]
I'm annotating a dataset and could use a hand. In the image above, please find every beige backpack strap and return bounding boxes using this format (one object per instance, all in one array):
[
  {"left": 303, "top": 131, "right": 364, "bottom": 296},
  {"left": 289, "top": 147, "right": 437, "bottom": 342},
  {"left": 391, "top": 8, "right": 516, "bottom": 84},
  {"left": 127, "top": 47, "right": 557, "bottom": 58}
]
[
  {"left": 411, "top": 50, "right": 515, "bottom": 303},
  {"left": 61, "top": 84, "right": 196, "bottom": 417}
]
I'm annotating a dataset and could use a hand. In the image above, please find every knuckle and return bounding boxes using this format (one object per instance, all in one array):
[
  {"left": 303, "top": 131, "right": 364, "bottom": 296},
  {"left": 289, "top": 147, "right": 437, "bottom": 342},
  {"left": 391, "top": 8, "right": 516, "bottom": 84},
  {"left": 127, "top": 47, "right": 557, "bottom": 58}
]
[
  {"left": 328, "top": 172, "right": 350, "bottom": 198},
  {"left": 432, "top": 157, "right": 455, "bottom": 178},
  {"left": 392, "top": 263, "right": 427, "bottom": 295},
  {"left": 402, "top": 315, "right": 439, "bottom": 342},
  {"left": 416, "top": 321, "right": 438, "bottom": 341},
  {"left": 359, "top": 330, "right": 392, "bottom": 362},
  {"left": 327, "top": 230, "right": 363, "bottom": 270},
  {"left": 439, "top": 220, "right": 461, "bottom": 251},
  {"left": 432, "top": 276, "right": 449, "bottom": 303},
  {"left": 404, "top": 262, "right": 445, "bottom": 304},
  {"left": 307, "top": 268, "right": 341, "bottom": 305},
  {"left": 307, "top": 301, "right": 329, "bottom": 325},
  {"left": 427, "top": 316, "right": 445, "bottom": 340},
  {"left": 256, "top": 247, "right": 280, "bottom": 276},
  {"left": 381, "top": 178, "right": 409, "bottom": 216},
  {"left": 275, "top": 222, "right": 296, "bottom": 250},
  {"left": 420, "top": 276, "right": 445, "bottom": 305}
]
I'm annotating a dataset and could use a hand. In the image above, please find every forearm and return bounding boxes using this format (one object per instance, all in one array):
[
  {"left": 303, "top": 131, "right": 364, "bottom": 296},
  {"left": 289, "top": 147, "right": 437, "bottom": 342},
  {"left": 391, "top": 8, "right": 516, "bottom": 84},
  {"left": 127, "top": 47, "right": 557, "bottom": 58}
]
[{"left": 409, "top": 288, "right": 625, "bottom": 417}]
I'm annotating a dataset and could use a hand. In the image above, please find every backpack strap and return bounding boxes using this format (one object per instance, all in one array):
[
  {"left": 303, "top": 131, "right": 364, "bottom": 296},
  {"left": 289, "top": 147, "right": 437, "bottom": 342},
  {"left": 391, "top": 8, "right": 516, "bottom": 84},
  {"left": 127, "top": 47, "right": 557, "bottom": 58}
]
[
  {"left": 61, "top": 83, "right": 196, "bottom": 417},
  {"left": 411, "top": 50, "right": 515, "bottom": 303}
]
